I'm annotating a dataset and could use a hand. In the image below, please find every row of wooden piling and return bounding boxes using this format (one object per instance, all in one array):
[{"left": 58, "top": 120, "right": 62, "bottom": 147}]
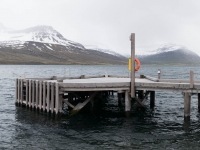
[{"left": 15, "top": 78, "right": 62, "bottom": 114}]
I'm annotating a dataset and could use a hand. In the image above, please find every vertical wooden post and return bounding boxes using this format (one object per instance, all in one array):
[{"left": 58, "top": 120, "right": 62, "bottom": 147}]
[
  {"left": 29, "top": 80, "right": 32, "bottom": 107},
  {"left": 20, "top": 79, "right": 23, "bottom": 104},
  {"left": 125, "top": 91, "right": 131, "bottom": 111},
  {"left": 130, "top": 33, "right": 135, "bottom": 98},
  {"left": 184, "top": 92, "right": 191, "bottom": 120},
  {"left": 150, "top": 91, "right": 155, "bottom": 108},
  {"left": 158, "top": 69, "right": 161, "bottom": 79},
  {"left": 18, "top": 78, "right": 20, "bottom": 104},
  {"left": 55, "top": 83, "right": 59, "bottom": 114},
  {"left": 35, "top": 80, "right": 39, "bottom": 109},
  {"left": 138, "top": 90, "right": 144, "bottom": 99},
  {"left": 46, "top": 82, "right": 50, "bottom": 113},
  {"left": 39, "top": 81, "right": 42, "bottom": 110},
  {"left": 51, "top": 82, "right": 55, "bottom": 113},
  {"left": 198, "top": 93, "right": 200, "bottom": 111},
  {"left": 43, "top": 81, "right": 46, "bottom": 111},
  {"left": 32, "top": 80, "right": 35, "bottom": 108},
  {"left": 59, "top": 94, "right": 63, "bottom": 113},
  {"left": 25, "top": 80, "right": 28, "bottom": 106},
  {"left": 190, "top": 70, "right": 194, "bottom": 88},
  {"left": 15, "top": 79, "right": 18, "bottom": 104},
  {"left": 118, "top": 92, "right": 122, "bottom": 106}
]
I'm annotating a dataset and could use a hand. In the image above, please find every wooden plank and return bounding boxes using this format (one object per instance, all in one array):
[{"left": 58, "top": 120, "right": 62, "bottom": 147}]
[
  {"left": 55, "top": 83, "right": 59, "bottom": 114},
  {"left": 25, "top": 80, "right": 28, "bottom": 106},
  {"left": 32, "top": 80, "right": 35, "bottom": 108},
  {"left": 35, "top": 80, "right": 39, "bottom": 109},
  {"left": 60, "top": 87, "right": 130, "bottom": 92},
  {"left": 59, "top": 94, "right": 63, "bottom": 113},
  {"left": 39, "top": 81, "right": 42, "bottom": 110},
  {"left": 29, "top": 80, "right": 32, "bottom": 107},
  {"left": 130, "top": 33, "right": 135, "bottom": 98},
  {"left": 70, "top": 91, "right": 98, "bottom": 115},
  {"left": 20, "top": 79, "right": 23, "bottom": 104},
  {"left": 43, "top": 81, "right": 46, "bottom": 111},
  {"left": 134, "top": 97, "right": 146, "bottom": 108},
  {"left": 51, "top": 82, "right": 55, "bottom": 113},
  {"left": 15, "top": 79, "right": 18, "bottom": 103},
  {"left": 18, "top": 79, "right": 20, "bottom": 103},
  {"left": 62, "top": 99, "right": 75, "bottom": 108},
  {"left": 46, "top": 82, "right": 50, "bottom": 113}
]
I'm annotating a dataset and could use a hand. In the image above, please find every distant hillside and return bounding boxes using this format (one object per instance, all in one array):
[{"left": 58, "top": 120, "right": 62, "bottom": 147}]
[
  {"left": 136, "top": 44, "right": 200, "bottom": 65},
  {"left": 0, "top": 25, "right": 127, "bottom": 65}
]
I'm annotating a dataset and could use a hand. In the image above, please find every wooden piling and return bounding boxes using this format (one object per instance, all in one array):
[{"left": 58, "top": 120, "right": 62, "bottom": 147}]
[
  {"left": 18, "top": 79, "right": 20, "bottom": 104},
  {"left": 125, "top": 91, "right": 131, "bottom": 111},
  {"left": 35, "top": 80, "right": 39, "bottom": 109},
  {"left": 15, "top": 79, "right": 18, "bottom": 103},
  {"left": 150, "top": 91, "right": 155, "bottom": 108},
  {"left": 43, "top": 81, "right": 46, "bottom": 111},
  {"left": 130, "top": 33, "right": 135, "bottom": 98},
  {"left": 55, "top": 83, "right": 59, "bottom": 114},
  {"left": 39, "top": 81, "right": 42, "bottom": 110},
  {"left": 118, "top": 92, "right": 122, "bottom": 106},
  {"left": 28, "top": 80, "right": 32, "bottom": 107},
  {"left": 46, "top": 82, "right": 50, "bottom": 113},
  {"left": 184, "top": 92, "right": 191, "bottom": 120},
  {"left": 25, "top": 80, "right": 28, "bottom": 106},
  {"left": 50, "top": 82, "right": 55, "bottom": 113},
  {"left": 32, "top": 80, "right": 35, "bottom": 108},
  {"left": 20, "top": 79, "right": 23, "bottom": 104}
]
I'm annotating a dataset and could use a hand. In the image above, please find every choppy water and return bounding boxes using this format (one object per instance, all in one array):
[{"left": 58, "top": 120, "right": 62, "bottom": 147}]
[{"left": 1, "top": 65, "right": 200, "bottom": 149}]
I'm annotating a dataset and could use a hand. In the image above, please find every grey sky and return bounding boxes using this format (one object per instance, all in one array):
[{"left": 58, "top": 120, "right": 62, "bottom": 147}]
[{"left": 1, "top": 0, "right": 200, "bottom": 55}]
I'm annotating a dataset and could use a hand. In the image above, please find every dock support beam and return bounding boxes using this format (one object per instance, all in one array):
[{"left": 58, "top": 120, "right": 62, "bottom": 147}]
[
  {"left": 125, "top": 91, "right": 131, "bottom": 111},
  {"left": 184, "top": 93, "right": 191, "bottom": 121},
  {"left": 150, "top": 91, "right": 155, "bottom": 108},
  {"left": 130, "top": 33, "right": 135, "bottom": 98}
]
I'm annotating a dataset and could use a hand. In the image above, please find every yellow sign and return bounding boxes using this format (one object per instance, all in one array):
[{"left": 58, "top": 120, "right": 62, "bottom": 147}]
[{"left": 128, "top": 58, "right": 132, "bottom": 71}]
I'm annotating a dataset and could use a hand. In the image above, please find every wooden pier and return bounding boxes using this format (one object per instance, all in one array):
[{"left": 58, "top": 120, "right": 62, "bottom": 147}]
[{"left": 15, "top": 33, "right": 200, "bottom": 120}]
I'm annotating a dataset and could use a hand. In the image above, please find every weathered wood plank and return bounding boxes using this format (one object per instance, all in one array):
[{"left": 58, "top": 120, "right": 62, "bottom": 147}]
[
  {"left": 50, "top": 82, "right": 55, "bottom": 113},
  {"left": 28, "top": 80, "right": 32, "bottom": 107},
  {"left": 125, "top": 91, "right": 131, "bottom": 111},
  {"left": 25, "top": 80, "right": 28, "bottom": 106},
  {"left": 39, "top": 81, "right": 42, "bottom": 110},
  {"left": 55, "top": 83, "right": 59, "bottom": 114},
  {"left": 43, "top": 81, "right": 46, "bottom": 111},
  {"left": 15, "top": 79, "right": 18, "bottom": 103},
  {"left": 32, "top": 80, "right": 35, "bottom": 108},
  {"left": 46, "top": 82, "right": 50, "bottom": 113},
  {"left": 70, "top": 92, "right": 98, "bottom": 115},
  {"left": 62, "top": 99, "right": 75, "bottom": 108},
  {"left": 35, "top": 80, "right": 39, "bottom": 109}
]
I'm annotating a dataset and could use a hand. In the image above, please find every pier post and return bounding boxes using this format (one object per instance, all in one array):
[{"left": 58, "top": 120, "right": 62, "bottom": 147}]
[
  {"left": 118, "top": 91, "right": 122, "bottom": 106},
  {"left": 130, "top": 33, "right": 135, "bottom": 98},
  {"left": 150, "top": 91, "right": 155, "bottom": 108},
  {"left": 46, "top": 82, "right": 50, "bottom": 113},
  {"left": 39, "top": 81, "right": 42, "bottom": 110},
  {"left": 138, "top": 90, "right": 144, "bottom": 100},
  {"left": 43, "top": 81, "right": 46, "bottom": 111},
  {"left": 35, "top": 80, "right": 39, "bottom": 109},
  {"left": 28, "top": 80, "right": 32, "bottom": 108},
  {"left": 125, "top": 91, "right": 131, "bottom": 111},
  {"left": 50, "top": 82, "right": 55, "bottom": 113},
  {"left": 55, "top": 83, "right": 59, "bottom": 114},
  {"left": 25, "top": 80, "right": 28, "bottom": 106},
  {"left": 15, "top": 79, "right": 18, "bottom": 104},
  {"left": 184, "top": 92, "right": 191, "bottom": 121},
  {"left": 32, "top": 80, "right": 35, "bottom": 108},
  {"left": 20, "top": 79, "right": 23, "bottom": 105},
  {"left": 198, "top": 93, "right": 200, "bottom": 111},
  {"left": 18, "top": 79, "right": 20, "bottom": 104}
]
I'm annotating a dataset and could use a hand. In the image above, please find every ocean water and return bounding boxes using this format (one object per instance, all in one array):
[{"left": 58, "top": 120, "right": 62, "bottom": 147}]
[{"left": 1, "top": 65, "right": 200, "bottom": 149}]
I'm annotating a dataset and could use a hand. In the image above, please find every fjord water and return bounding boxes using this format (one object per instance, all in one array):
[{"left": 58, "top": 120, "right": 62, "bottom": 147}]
[{"left": 1, "top": 65, "right": 200, "bottom": 149}]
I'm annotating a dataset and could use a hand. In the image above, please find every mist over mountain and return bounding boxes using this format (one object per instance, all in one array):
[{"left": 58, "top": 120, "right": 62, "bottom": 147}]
[{"left": 136, "top": 44, "right": 200, "bottom": 65}]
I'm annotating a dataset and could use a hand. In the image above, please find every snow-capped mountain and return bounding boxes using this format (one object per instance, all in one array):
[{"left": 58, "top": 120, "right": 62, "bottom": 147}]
[
  {"left": 0, "top": 25, "right": 84, "bottom": 49},
  {"left": 0, "top": 24, "right": 127, "bottom": 64},
  {"left": 136, "top": 44, "right": 200, "bottom": 64}
]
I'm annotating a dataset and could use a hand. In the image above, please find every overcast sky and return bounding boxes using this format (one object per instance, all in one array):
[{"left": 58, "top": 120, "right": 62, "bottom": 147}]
[{"left": 1, "top": 0, "right": 200, "bottom": 55}]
